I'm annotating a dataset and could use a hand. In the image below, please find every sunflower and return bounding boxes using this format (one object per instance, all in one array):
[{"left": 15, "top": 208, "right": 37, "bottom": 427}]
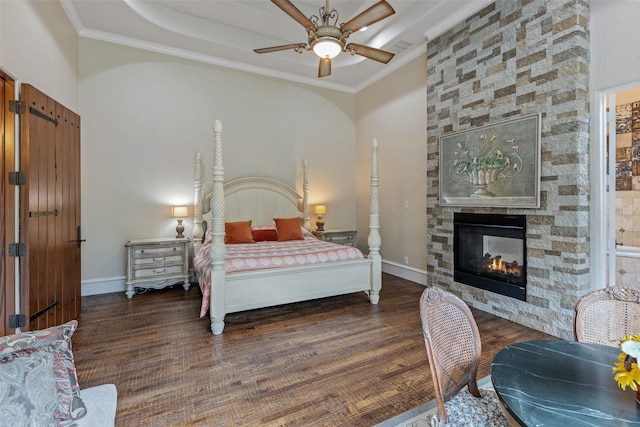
[{"left": 613, "top": 334, "right": 640, "bottom": 390}]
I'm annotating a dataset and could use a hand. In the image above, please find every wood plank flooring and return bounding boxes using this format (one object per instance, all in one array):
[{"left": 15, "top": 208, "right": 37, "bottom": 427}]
[{"left": 72, "top": 274, "right": 555, "bottom": 426}]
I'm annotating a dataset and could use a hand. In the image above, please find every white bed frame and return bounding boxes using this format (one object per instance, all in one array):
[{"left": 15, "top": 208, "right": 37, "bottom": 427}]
[{"left": 193, "top": 120, "right": 381, "bottom": 335}]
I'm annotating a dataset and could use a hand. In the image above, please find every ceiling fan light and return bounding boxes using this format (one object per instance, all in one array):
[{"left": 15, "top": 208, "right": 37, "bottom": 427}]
[{"left": 312, "top": 37, "right": 343, "bottom": 59}]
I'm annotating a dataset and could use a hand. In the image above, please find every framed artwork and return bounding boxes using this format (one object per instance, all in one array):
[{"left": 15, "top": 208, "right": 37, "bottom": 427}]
[{"left": 439, "top": 113, "right": 541, "bottom": 208}]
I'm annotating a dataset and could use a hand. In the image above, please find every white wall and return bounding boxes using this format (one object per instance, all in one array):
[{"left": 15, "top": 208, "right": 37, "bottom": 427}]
[
  {"left": 590, "top": 1, "right": 640, "bottom": 91},
  {"left": 355, "top": 55, "right": 428, "bottom": 282},
  {"left": 0, "top": 0, "right": 79, "bottom": 111},
  {"left": 79, "top": 39, "right": 357, "bottom": 289}
]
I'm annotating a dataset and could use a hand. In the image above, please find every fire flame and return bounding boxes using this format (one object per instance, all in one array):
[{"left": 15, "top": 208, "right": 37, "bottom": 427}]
[{"left": 486, "top": 256, "right": 521, "bottom": 276}]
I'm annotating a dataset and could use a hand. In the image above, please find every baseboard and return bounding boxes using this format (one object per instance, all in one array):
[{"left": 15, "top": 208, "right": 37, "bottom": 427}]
[
  {"left": 81, "top": 276, "right": 125, "bottom": 296},
  {"left": 83, "top": 262, "right": 426, "bottom": 297},
  {"left": 382, "top": 260, "right": 427, "bottom": 286}
]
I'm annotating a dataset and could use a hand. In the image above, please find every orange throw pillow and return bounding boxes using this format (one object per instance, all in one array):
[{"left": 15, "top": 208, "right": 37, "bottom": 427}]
[
  {"left": 274, "top": 217, "right": 304, "bottom": 241},
  {"left": 225, "top": 220, "right": 255, "bottom": 244}
]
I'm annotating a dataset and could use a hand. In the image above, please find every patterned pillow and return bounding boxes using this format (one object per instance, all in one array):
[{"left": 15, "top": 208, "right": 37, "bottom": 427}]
[
  {"left": 0, "top": 348, "right": 59, "bottom": 426},
  {"left": 301, "top": 227, "right": 316, "bottom": 239},
  {"left": 0, "top": 321, "right": 87, "bottom": 424}
]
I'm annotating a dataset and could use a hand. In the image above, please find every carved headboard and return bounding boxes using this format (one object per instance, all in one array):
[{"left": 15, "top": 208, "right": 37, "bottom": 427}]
[
  {"left": 193, "top": 152, "right": 310, "bottom": 256},
  {"left": 215, "top": 177, "right": 303, "bottom": 226}
]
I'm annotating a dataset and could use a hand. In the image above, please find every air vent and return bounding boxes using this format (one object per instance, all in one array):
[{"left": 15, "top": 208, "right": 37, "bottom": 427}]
[{"left": 388, "top": 40, "right": 413, "bottom": 54}]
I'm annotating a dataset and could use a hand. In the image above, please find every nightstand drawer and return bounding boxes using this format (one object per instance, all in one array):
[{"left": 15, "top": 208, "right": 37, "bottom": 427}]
[
  {"left": 325, "top": 234, "right": 355, "bottom": 244},
  {"left": 134, "top": 265, "right": 185, "bottom": 279},
  {"left": 133, "top": 245, "right": 185, "bottom": 256},
  {"left": 315, "top": 229, "right": 357, "bottom": 247},
  {"left": 133, "top": 254, "right": 184, "bottom": 266}
]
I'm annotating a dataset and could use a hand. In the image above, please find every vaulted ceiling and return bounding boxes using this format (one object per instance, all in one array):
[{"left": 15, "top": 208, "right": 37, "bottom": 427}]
[{"left": 60, "top": 0, "right": 492, "bottom": 92}]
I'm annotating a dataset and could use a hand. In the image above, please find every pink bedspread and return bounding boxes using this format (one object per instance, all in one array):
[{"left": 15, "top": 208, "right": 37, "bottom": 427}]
[{"left": 193, "top": 229, "right": 365, "bottom": 317}]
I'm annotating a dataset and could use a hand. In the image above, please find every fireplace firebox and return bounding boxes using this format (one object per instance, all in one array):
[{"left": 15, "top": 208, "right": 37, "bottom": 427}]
[{"left": 453, "top": 213, "right": 526, "bottom": 301}]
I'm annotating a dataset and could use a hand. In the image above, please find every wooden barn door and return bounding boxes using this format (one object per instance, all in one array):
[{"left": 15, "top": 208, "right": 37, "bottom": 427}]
[
  {"left": 0, "top": 71, "right": 17, "bottom": 336},
  {"left": 20, "top": 84, "right": 81, "bottom": 330}
]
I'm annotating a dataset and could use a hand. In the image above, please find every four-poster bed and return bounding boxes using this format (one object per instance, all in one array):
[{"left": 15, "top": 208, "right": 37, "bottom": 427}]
[{"left": 192, "top": 120, "right": 381, "bottom": 335}]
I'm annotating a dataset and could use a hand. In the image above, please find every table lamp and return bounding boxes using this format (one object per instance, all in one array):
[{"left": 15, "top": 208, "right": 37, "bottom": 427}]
[
  {"left": 171, "top": 206, "right": 188, "bottom": 238},
  {"left": 314, "top": 205, "right": 327, "bottom": 232}
]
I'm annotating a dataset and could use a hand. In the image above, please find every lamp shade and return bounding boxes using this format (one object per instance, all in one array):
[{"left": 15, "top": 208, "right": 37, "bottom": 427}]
[
  {"left": 171, "top": 206, "right": 188, "bottom": 218},
  {"left": 314, "top": 205, "right": 327, "bottom": 215},
  {"left": 312, "top": 38, "right": 342, "bottom": 59}
]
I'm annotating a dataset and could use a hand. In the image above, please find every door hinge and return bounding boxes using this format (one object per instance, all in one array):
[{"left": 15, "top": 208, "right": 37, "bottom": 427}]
[
  {"left": 8, "top": 243, "right": 26, "bottom": 257},
  {"left": 8, "top": 314, "right": 26, "bottom": 329},
  {"left": 8, "top": 171, "right": 26, "bottom": 186},
  {"left": 8, "top": 100, "right": 26, "bottom": 115}
]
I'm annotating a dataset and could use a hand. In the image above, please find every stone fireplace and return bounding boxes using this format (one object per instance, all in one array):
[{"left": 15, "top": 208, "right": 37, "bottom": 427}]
[
  {"left": 425, "top": 0, "right": 590, "bottom": 340},
  {"left": 453, "top": 213, "right": 526, "bottom": 301}
]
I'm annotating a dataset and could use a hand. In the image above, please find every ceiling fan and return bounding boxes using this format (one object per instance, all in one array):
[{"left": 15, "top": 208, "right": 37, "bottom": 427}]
[{"left": 254, "top": 0, "right": 396, "bottom": 78}]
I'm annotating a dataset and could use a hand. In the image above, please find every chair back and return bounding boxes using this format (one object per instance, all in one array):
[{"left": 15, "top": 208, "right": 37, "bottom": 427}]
[
  {"left": 420, "top": 287, "right": 481, "bottom": 424},
  {"left": 575, "top": 286, "right": 640, "bottom": 347}
]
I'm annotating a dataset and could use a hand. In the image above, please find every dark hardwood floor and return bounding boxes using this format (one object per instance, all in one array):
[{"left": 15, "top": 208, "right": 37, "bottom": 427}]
[{"left": 73, "top": 274, "right": 554, "bottom": 426}]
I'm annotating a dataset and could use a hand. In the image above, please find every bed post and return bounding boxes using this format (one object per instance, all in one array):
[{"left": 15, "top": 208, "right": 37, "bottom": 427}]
[
  {"left": 302, "top": 160, "right": 310, "bottom": 230},
  {"left": 210, "top": 120, "right": 227, "bottom": 335},
  {"left": 193, "top": 152, "right": 204, "bottom": 257},
  {"left": 368, "top": 138, "right": 382, "bottom": 304}
]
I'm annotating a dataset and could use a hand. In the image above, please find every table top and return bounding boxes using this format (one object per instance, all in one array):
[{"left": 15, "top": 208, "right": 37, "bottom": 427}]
[
  {"left": 491, "top": 340, "right": 640, "bottom": 426},
  {"left": 125, "top": 237, "right": 190, "bottom": 246}
]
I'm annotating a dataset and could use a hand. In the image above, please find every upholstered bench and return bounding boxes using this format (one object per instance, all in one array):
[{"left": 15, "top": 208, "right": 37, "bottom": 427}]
[{"left": 77, "top": 384, "right": 118, "bottom": 426}]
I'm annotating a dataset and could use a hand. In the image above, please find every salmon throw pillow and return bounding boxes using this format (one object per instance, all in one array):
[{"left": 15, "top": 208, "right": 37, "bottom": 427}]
[
  {"left": 225, "top": 220, "right": 255, "bottom": 244},
  {"left": 274, "top": 217, "right": 304, "bottom": 241}
]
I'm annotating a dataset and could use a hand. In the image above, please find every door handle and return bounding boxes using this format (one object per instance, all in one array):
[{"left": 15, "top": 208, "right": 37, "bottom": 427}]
[{"left": 75, "top": 226, "right": 86, "bottom": 248}]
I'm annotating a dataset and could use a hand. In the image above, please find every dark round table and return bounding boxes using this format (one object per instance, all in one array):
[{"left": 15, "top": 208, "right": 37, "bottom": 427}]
[{"left": 491, "top": 340, "right": 640, "bottom": 426}]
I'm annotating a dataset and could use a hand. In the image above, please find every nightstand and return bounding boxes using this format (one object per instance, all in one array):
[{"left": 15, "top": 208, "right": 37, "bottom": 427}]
[
  {"left": 312, "top": 229, "right": 357, "bottom": 247},
  {"left": 124, "top": 237, "right": 191, "bottom": 298}
]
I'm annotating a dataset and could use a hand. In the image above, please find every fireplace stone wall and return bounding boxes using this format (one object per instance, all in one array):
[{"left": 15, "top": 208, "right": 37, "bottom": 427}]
[{"left": 426, "top": 0, "right": 590, "bottom": 339}]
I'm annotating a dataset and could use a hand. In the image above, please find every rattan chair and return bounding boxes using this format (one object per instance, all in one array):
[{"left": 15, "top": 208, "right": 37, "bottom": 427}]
[
  {"left": 419, "top": 287, "right": 508, "bottom": 426},
  {"left": 574, "top": 286, "right": 640, "bottom": 347}
]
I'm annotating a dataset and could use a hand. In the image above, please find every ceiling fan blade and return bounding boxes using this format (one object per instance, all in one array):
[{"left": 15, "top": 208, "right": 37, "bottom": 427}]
[
  {"left": 318, "top": 58, "right": 331, "bottom": 78},
  {"left": 340, "top": 0, "right": 395, "bottom": 33},
  {"left": 271, "top": 0, "right": 317, "bottom": 30},
  {"left": 346, "top": 43, "right": 394, "bottom": 64},
  {"left": 254, "top": 43, "right": 307, "bottom": 54}
]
